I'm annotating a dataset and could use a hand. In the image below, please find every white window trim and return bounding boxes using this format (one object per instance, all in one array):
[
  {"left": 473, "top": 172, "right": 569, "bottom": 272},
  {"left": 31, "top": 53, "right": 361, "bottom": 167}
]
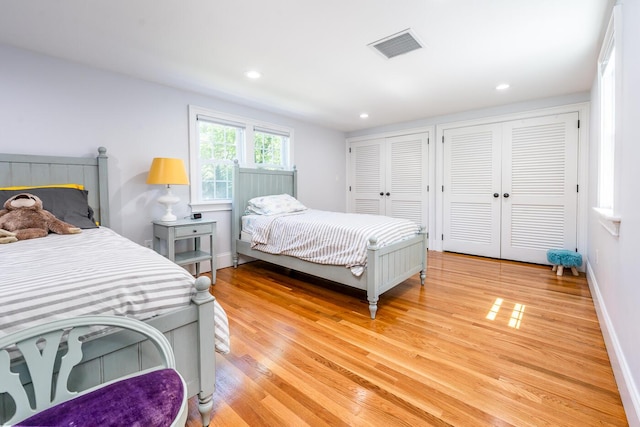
[
  {"left": 593, "top": 4, "right": 622, "bottom": 236},
  {"left": 188, "top": 105, "right": 294, "bottom": 212},
  {"left": 593, "top": 207, "right": 621, "bottom": 237}
]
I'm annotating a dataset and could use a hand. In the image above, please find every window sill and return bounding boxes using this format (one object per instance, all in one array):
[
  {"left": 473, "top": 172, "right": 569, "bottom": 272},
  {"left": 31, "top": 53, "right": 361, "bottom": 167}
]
[
  {"left": 189, "top": 201, "right": 232, "bottom": 213},
  {"left": 593, "top": 207, "right": 621, "bottom": 237}
]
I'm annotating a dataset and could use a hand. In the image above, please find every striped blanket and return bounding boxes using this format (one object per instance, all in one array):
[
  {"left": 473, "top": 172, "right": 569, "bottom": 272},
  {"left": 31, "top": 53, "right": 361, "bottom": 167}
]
[
  {"left": 244, "top": 209, "right": 420, "bottom": 276},
  {"left": 0, "top": 227, "right": 230, "bottom": 354}
]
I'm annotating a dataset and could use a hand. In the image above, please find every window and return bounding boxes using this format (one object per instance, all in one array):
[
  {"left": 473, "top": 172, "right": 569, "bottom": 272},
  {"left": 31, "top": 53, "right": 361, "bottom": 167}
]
[
  {"left": 197, "top": 120, "right": 242, "bottom": 201},
  {"left": 593, "top": 5, "right": 622, "bottom": 237},
  {"left": 188, "top": 106, "right": 293, "bottom": 209},
  {"left": 597, "top": 7, "right": 619, "bottom": 212},
  {"left": 598, "top": 23, "right": 615, "bottom": 210},
  {"left": 254, "top": 127, "right": 289, "bottom": 169}
]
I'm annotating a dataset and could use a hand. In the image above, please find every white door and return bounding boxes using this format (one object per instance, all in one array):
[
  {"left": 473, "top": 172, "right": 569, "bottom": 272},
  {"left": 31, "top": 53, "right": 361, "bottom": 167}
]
[
  {"left": 443, "top": 124, "right": 502, "bottom": 257},
  {"left": 349, "top": 138, "right": 385, "bottom": 215},
  {"left": 501, "top": 113, "right": 579, "bottom": 264},
  {"left": 348, "top": 133, "right": 429, "bottom": 227},
  {"left": 385, "top": 133, "right": 428, "bottom": 226},
  {"left": 443, "top": 113, "right": 579, "bottom": 263}
]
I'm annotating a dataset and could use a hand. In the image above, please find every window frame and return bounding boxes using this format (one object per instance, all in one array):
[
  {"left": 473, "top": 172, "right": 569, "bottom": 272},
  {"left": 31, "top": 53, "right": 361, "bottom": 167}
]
[
  {"left": 188, "top": 105, "right": 294, "bottom": 212},
  {"left": 593, "top": 4, "right": 622, "bottom": 236}
]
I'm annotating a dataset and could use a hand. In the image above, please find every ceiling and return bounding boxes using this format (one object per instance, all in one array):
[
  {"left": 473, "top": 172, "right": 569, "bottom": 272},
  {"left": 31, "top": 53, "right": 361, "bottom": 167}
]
[{"left": 0, "top": 0, "right": 613, "bottom": 132}]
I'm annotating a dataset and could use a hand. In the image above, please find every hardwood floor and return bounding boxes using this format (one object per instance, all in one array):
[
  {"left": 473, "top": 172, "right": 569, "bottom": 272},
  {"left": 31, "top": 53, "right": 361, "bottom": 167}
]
[{"left": 187, "top": 251, "right": 627, "bottom": 426}]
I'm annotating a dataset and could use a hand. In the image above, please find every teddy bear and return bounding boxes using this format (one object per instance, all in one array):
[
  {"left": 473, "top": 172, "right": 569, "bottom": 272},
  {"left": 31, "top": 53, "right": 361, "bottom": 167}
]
[
  {"left": 0, "top": 193, "right": 81, "bottom": 242},
  {"left": 0, "top": 228, "right": 17, "bottom": 244}
]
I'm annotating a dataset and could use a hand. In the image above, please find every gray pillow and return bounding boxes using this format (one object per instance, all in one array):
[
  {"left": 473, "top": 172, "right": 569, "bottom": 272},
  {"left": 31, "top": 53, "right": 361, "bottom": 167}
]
[{"left": 0, "top": 188, "right": 98, "bottom": 229}]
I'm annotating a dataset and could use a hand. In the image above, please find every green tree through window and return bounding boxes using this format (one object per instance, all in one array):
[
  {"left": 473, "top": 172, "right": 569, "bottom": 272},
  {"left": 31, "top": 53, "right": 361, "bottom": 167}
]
[
  {"left": 190, "top": 106, "right": 292, "bottom": 204},
  {"left": 254, "top": 131, "right": 284, "bottom": 167},
  {"left": 197, "top": 121, "right": 240, "bottom": 201}
]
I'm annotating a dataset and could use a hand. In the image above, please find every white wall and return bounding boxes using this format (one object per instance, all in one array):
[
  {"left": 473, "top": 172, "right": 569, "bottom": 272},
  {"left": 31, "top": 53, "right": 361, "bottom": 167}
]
[
  {"left": 346, "top": 5, "right": 639, "bottom": 425},
  {"left": 587, "top": 1, "right": 640, "bottom": 425},
  {"left": 0, "top": 44, "right": 346, "bottom": 268},
  {"left": 346, "top": 92, "right": 591, "bottom": 140}
]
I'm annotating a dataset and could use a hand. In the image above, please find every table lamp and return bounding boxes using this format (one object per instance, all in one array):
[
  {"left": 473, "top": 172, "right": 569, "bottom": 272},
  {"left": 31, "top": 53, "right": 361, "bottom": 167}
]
[{"left": 146, "top": 157, "right": 189, "bottom": 222}]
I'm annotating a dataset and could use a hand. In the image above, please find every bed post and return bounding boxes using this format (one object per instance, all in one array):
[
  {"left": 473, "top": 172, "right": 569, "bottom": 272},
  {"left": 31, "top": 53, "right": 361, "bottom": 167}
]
[
  {"left": 292, "top": 165, "right": 298, "bottom": 198},
  {"left": 96, "top": 147, "right": 110, "bottom": 228},
  {"left": 366, "top": 236, "right": 380, "bottom": 319},
  {"left": 191, "top": 275, "right": 216, "bottom": 426}
]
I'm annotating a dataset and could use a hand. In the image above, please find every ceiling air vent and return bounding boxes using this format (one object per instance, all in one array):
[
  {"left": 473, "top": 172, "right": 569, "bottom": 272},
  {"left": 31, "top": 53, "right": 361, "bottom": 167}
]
[{"left": 369, "top": 29, "right": 423, "bottom": 59}]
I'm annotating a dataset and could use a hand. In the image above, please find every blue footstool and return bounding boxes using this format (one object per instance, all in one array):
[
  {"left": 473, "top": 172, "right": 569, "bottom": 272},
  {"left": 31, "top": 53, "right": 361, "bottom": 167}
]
[{"left": 546, "top": 249, "right": 582, "bottom": 276}]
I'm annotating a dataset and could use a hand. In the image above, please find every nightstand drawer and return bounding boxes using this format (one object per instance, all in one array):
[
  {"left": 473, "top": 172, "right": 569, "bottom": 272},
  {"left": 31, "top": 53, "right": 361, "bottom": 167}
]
[{"left": 175, "top": 223, "right": 213, "bottom": 238}]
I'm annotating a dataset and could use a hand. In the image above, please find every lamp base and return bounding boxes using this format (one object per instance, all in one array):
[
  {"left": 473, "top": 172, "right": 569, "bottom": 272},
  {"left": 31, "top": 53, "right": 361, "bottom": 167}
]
[
  {"left": 157, "top": 186, "right": 180, "bottom": 222},
  {"left": 160, "top": 212, "right": 178, "bottom": 222}
]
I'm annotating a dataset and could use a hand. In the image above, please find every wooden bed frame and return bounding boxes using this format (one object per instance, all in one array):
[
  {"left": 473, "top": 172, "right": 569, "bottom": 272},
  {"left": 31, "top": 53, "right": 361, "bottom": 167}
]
[
  {"left": 231, "top": 162, "right": 427, "bottom": 319},
  {"left": 0, "top": 147, "right": 217, "bottom": 426}
]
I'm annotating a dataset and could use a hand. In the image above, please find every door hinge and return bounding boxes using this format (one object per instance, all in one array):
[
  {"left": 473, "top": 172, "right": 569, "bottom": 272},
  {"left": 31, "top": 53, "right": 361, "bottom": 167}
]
[
  {"left": 442, "top": 135, "right": 445, "bottom": 143},
  {"left": 577, "top": 120, "right": 580, "bottom": 129},
  {"left": 442, "top": 185, "right": 444, "bottom": 192},
  {"left": 441, "top": 234, "right": 444, "bottom": 240},
  {"left": 427, "top": 137, "right": 430, "bottom": 144},
  {"left": 349, "top": 186, "right": 352, "bottom": 191},
  {"left": 349, "top": 147, "right": 352, "bottom": 153},
  {"left": 427, "top": 185, "right": 429, "bottom": 192},
  {"left": 426, "top": 232, "right": 429, "bottom": 239},
  {"left": 577, "top": 184, "right": 579, "bottom": 192}
]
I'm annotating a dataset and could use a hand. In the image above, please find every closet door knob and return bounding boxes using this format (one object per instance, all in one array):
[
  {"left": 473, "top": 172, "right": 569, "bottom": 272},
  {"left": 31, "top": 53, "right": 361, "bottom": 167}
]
[
  {"left": 503, "top": 193, "right": 510, "bottom": 198},
  {"left": 493, "top": 193, "right": 500, "bottom": 198},
  {"left": 379, "top": 192, "right": 384, "bottom": 196},
  {"left": 385, "top": 192, "right": 391, "bottom": 196}
]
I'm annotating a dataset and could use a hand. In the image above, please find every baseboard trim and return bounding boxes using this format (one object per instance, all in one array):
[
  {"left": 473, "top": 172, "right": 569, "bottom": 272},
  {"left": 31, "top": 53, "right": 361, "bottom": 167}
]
[
  {"left": 586, "top": 261, "right": 640, "bottom": 426},
  {"left": 217, "top": 251, "right": 233, "bottom": 269}
]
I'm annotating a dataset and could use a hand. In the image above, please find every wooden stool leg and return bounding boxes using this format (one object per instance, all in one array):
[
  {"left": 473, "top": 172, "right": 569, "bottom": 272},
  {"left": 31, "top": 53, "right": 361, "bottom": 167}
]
[
  {"left": 557, "top": 265, "right": 564, "bottom": 276},
  {"left": 571, "top": 267, "right": 579, "bottom": 276},
  {"left": 552, "top": 265, "right": 557, "bottom": 272}
]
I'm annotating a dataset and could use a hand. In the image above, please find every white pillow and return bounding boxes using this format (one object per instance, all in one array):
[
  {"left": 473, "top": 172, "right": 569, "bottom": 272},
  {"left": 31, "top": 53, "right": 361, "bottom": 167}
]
[{"left": 246, "top": 193, "right": 307, "bottom": 215}]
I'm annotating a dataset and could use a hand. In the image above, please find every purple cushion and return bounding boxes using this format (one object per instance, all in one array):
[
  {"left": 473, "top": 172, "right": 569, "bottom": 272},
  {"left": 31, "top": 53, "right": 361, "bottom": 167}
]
[{"left": 17, "top": 369, "right": 184, "bottom": 427}]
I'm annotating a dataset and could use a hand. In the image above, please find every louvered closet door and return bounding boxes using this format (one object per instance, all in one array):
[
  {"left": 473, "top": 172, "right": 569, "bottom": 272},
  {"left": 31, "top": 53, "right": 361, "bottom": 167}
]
[
  {"left": 501, "top": 113, "right": 578, "bottom": 264},
  {"left": 349, "top": 138, "right": 385, "bottom": 215},
  {"left": 385, "top": 133, "right": 428, "bottom": 226},
  {"left": 443, "top": 124, "right": 502, "bottom": 257}
]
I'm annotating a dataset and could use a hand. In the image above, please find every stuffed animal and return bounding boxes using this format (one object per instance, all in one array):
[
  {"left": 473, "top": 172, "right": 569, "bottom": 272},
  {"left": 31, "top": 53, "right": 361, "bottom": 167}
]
[
  {"left": 0, "top": 228, "right": 17, "bottom": 244},
  {"left": 0, "top": 193, "right": 81, "bottom": 242}
]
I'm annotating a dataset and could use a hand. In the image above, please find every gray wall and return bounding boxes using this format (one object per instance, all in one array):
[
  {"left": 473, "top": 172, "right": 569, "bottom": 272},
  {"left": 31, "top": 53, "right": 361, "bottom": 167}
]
[
  {"left": 587, "top": 1, "right": 640, "bottom": 425},
  {"left": 0, "top": 44, "right": 346, "bottom": 267}
]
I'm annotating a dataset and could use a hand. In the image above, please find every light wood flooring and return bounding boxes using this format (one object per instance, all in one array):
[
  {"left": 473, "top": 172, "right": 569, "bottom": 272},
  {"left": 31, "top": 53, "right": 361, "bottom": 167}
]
[{"left": 187, "top": 251, "right": 627, "bottom": 426}]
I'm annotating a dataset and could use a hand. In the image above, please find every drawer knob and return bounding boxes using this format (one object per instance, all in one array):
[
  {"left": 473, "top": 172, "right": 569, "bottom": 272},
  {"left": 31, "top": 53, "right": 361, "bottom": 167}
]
[{"left": 193, "top": 229, "right": 197, "bottom": 233}]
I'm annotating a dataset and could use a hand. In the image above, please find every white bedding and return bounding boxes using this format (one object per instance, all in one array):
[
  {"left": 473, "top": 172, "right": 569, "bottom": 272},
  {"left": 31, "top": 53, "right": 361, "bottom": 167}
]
[
  {"left": 242, "top": 209, "right": 420, "bottom": 276},
  {"left": 0, "top": 227, "right": 230, "bottom": 354}
]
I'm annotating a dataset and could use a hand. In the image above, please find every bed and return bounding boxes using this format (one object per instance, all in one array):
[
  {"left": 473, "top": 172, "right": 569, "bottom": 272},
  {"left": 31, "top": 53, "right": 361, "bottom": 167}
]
[
  {"left": 231, "top": 162, "right": 427, "bottom": 319},
  {"left": 0, "top": 147, "right": 225, "bottom": 427}
]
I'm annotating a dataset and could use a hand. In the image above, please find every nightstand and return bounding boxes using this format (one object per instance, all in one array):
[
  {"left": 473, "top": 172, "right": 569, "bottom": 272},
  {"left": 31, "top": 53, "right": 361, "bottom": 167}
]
[{"left": 152, "top": 219, "right": 217, "bottom": 283}]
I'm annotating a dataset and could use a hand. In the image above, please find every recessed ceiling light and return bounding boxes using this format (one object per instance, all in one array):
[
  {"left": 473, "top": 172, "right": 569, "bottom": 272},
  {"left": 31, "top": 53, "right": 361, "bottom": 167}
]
[
  {"left": 496, "top": 83, "right": 510, "bottom": 90},
  {"left": 245, "top": 70, "right": 261, "bottom": 79},
  {"left": 360, "top": 113, "right": 369, "bottom": 119}
]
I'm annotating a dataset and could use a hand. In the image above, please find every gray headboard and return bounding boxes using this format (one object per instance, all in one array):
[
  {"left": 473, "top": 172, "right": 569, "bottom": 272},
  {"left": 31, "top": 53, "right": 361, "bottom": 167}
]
[
  {"left": 231, "top": 161, "right": 297, "bottom": 254},
  {"left": 0, "top": 147, "right": 110, "bottom": 227}
]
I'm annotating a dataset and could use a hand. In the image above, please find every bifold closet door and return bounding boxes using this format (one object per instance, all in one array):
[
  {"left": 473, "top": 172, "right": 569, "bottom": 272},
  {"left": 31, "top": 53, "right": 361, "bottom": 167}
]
[
  {"left": 349, "top": 138, "right": 386, "bottom": 215},
  {"left": 443, "top": 124, "right": 502, "bottom": 258},
  {"left": 384, "top": 133, "right": 428, "bottom": 226},
  {"left": 349, "top": 133, "right": 429, "bottom": 227},
  {"left": 500, "top": 113, "right": 578, "bottom": 264},
  {"left": 443, "top": 112, "right": 578, "bottom": 264}
]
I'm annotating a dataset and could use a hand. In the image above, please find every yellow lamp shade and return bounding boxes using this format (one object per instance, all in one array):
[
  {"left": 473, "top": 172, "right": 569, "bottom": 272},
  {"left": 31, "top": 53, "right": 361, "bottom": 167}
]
[{"left": 146, "top": 158, "right": 189, "bottom": 185}]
